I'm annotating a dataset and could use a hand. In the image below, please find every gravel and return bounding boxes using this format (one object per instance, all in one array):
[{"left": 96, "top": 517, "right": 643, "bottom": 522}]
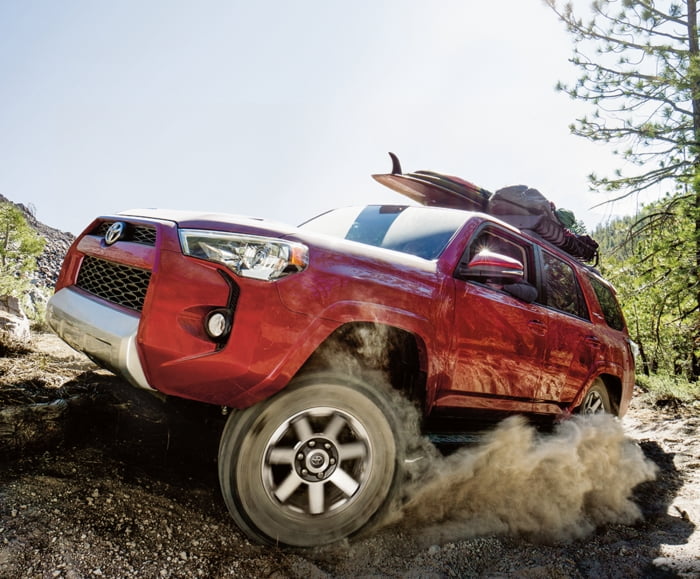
[{"left": 1, "top": 336, "right": 698, "bottom": 578}]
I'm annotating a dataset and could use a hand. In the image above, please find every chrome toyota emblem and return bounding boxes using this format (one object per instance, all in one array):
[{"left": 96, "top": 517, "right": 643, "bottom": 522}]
[{"left": 104, "top": 221, "right": 126, "bottom": 245}]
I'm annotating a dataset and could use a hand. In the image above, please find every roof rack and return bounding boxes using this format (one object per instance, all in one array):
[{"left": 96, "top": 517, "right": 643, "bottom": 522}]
[{"left": 372, "top": 152, "right": 599, "bottom": 264}]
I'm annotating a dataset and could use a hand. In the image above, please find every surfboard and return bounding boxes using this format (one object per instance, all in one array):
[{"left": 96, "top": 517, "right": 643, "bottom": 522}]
[{"left": 371, "top": 153, "right": 491, "bottom": 212}]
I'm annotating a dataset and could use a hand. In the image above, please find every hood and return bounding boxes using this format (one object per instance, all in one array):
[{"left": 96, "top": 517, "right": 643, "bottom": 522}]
[{"left": 117, "top": 208, "right": 300, "bottom": 237}]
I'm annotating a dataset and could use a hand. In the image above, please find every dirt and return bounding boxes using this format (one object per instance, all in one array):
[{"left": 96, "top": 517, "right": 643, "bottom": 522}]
[{"left": 0, "top": 335, "right": 698, "bottom": 578}]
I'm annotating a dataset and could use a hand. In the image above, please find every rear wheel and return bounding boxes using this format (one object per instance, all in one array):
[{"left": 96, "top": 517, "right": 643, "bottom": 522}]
[
  {"left": 578, "top": 378, "right": 613, "bottom": 415},
  {"left": 218, "top": 373, "right": 400, "bottom": 547}
]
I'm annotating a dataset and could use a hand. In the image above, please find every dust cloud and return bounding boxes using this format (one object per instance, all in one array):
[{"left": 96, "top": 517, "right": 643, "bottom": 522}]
[
  {"left": 322, "top": 325, "right": 658, "bottom": 545},
  {"left": 394, "top": 413, "right": 659, "bottom": 545}
]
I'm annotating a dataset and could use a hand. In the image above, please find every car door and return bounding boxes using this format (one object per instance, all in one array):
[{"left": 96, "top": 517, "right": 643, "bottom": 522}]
[
  {"left": 533, "top": 249, "right": 598, "bottom": 413},
  {"left": 439, "top": 225, "right": 547, "bottom": 413}
]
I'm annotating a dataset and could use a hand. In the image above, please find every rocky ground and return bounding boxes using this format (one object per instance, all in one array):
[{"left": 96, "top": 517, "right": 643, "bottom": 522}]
[{"left": 0, "top": 335, "right": 698, "bottom": 578}]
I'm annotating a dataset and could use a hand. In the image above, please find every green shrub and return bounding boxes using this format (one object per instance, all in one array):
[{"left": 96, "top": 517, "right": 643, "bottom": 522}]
[{"left": 635, "top": 373, "right": 700, "bottom": 405}]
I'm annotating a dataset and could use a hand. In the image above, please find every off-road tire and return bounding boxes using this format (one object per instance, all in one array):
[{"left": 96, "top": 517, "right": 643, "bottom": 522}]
[
  {"left": 218, "top": 373, "right": 400, "bottom": 547},
  {"left": 578, "top": 378, "right": 613, "bottom": 415}
]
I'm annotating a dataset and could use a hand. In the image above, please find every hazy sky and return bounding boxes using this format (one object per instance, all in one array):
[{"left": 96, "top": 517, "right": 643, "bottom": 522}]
[{"left": 1, "top": 1, "right": 649, "bottom": 235}]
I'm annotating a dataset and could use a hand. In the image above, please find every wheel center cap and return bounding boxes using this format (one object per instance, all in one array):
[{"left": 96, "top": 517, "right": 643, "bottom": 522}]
[
  {"left": 307, "top": 450, "right": 328, "bottom": 472},
  {"left": 295, "top": 437, "right": 340, "bottom": 482}
]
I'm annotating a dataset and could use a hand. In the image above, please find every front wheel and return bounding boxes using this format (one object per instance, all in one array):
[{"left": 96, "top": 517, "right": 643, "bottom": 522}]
[
  {"left": 578, "top": 378, "right": 613, "bottom": 415},
  {"left": 218, "top": 373, "right": 400, "bottom": 547}
]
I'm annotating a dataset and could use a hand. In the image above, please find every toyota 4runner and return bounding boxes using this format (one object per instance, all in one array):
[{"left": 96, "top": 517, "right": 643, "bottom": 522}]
[{"left": 46, "top": 157, "right": 635, "bottom": 547}]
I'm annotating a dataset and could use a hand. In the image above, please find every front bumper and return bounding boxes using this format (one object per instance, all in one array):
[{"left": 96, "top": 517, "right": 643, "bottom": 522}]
[{"left": 46, "top": 287, "right": 154, "bottom": 391}]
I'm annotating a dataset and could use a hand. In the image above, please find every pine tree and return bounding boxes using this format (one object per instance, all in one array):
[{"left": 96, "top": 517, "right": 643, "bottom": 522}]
[
  {"left": 595, "top": 198, "right": 695, "bottom": 378},
  {"left": 547, "top": 0, "right": 700, "bottom": 378},
  {"left": 0, "top": 202, "right": 45, "bottom": 300}
]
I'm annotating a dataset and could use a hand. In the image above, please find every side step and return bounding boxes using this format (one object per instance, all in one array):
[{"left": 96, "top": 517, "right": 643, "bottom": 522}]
[{"left": 427, "top": 432, "right": 485, "bottom": 445}]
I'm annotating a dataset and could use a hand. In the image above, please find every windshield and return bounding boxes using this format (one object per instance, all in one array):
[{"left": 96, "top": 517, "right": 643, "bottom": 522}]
[{"left": 299, "top": 205, "right": 468, "bottom": 260}]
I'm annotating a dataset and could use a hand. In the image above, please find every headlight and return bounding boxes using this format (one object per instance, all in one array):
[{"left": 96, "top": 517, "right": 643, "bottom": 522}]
[{"left": 179, "top": 229, "right": 309, "bottom": 281}]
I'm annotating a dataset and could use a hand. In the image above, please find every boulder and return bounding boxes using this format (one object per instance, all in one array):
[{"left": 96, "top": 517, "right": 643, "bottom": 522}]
[{"left": 0, "top": 295, "right": 31, "bottom": 344}]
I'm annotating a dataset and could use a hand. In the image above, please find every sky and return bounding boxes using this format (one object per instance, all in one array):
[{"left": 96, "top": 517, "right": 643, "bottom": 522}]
[{"left": 0, "top": 0, "right": 650, "bottom": 236}]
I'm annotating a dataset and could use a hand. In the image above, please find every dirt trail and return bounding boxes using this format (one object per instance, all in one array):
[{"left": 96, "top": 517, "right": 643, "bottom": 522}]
[{"left": 0, "top": 336, "right": 698, "bottom": 578}]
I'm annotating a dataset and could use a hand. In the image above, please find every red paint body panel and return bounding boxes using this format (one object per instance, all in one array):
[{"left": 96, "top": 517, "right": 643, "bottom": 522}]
[{"left": 49, "top": 205, "right": 635, "bottom": 420}]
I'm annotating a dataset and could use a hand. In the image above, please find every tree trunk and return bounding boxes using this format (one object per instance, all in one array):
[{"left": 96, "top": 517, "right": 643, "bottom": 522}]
[{"left": 687, "top": 0, "right": 700, "bottom": 380}]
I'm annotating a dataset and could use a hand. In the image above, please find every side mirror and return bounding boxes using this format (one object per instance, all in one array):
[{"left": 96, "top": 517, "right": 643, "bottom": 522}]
[{"left": 460, "top": 250, "right": 525, "bottom": 285}]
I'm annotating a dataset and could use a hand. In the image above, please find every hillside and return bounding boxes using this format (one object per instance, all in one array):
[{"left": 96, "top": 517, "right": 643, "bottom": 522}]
[{"left": 0, "top": 194, "right": 74, "bottom": 292}]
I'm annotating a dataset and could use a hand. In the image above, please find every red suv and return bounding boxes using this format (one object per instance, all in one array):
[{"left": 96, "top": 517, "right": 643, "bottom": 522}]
[{"left": 46, "top": 158, "right": 634, "bottom": 547}]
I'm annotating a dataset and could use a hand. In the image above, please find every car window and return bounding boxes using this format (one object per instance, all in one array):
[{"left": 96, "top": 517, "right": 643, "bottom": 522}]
[
  {"left": 299, "top": 205, "right": 468, "bottom": 260},
  {"left": 540, "top": 251, "right": 589, "bottom": 319},
  {"left": 588, "top": 275, "right": 626, "bottom": 331}
]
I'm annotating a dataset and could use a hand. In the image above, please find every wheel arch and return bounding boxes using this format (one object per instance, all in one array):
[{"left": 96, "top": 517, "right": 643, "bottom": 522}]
[
  {"left": 297, "top": 321, "right": 428, "bottom": 408},
  {"left": 574, "top": 374, "right": 622, "bottom": 416},
  {"left": 598, "top": 374, "right": 622, "bottom": 415}
]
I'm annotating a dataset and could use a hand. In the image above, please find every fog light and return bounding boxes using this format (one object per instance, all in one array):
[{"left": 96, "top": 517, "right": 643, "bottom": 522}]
[{"left": 205, "top": 309, "right": 232, "bottom": 340}]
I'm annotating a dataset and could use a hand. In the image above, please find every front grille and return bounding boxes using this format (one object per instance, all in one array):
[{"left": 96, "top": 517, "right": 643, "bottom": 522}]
[
  {"left": 94, "top": 221, "right": 157, "bottom": 246},
  {"left": 76, "top": 256, "right": 151, "bottom": 311}
]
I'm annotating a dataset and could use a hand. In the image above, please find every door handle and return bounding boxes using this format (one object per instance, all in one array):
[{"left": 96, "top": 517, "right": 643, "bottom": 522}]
[
  {"left": 585, "top": 336, "right": 602, "bottom": 349},
  {"left": 527, "top": 320, "right": 546, "bottom": 335}
]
